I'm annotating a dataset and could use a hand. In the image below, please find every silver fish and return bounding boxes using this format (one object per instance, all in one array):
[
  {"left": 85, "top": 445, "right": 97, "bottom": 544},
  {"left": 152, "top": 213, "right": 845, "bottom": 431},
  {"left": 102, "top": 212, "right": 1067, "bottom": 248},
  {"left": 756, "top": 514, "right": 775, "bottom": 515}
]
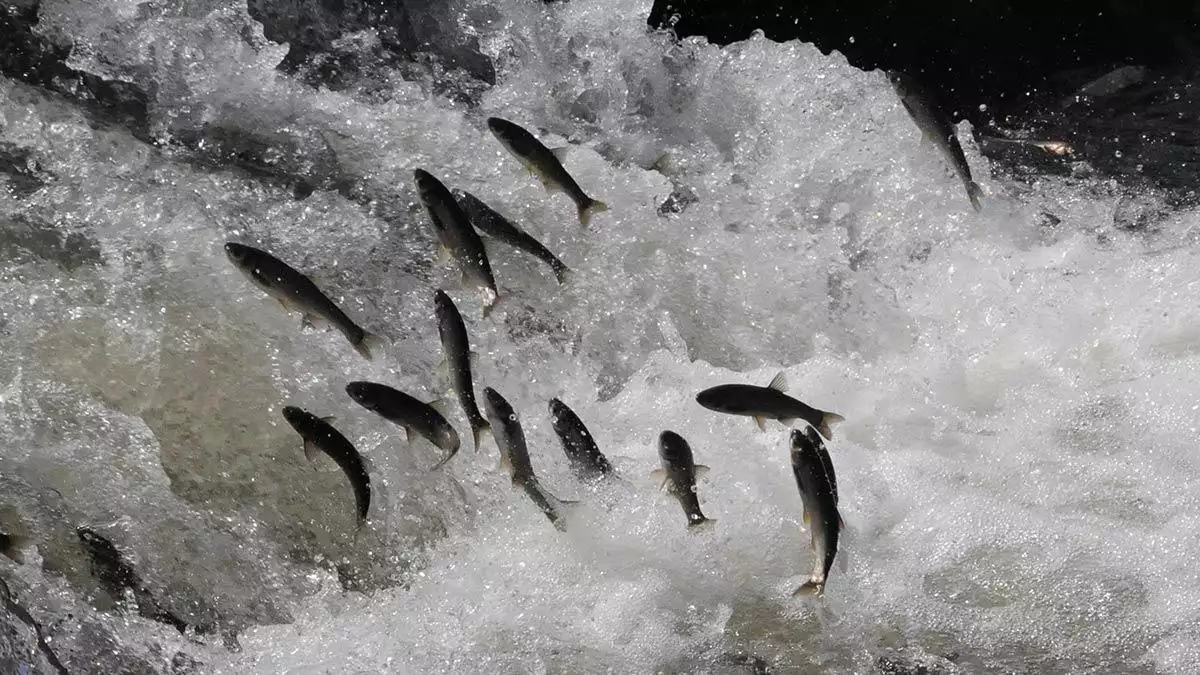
[
  {"left": 281, "top": 406, "right": 371, "bottom": 528},
  {"left": 483, "top": 387, "right": 576, "bottom": 531},
  {"left": 790, "top": 427, "right": 841, "bottom": 596},
  {"left": 653, "top": 430, "right": 713, "bottom": 528},
  {"left": 224, "top": 242, "right": 382, "bottom": 359},
  {"left": 453, "top": 189, "right": 570, "bottom": 284},
  {"left": 696, "top": 372, "right": 845, "bottom": 439},
  {"left": 435, "top": 290, "right": 490, "bottom": 451},
  {"left": 486, "top": 116, "right": 608, "bottom": 228},
  {"left": 549, "top": 398, "right": 614, "bottom": 481},
  {"left": 887, "top": 71, "right": 984, "bottom": 211},
  {"left": 346, "top": 381, "right": 461, "bottom": 470},
  {"left": 414, "top": 169, "right": 499, "bottom": 315}
]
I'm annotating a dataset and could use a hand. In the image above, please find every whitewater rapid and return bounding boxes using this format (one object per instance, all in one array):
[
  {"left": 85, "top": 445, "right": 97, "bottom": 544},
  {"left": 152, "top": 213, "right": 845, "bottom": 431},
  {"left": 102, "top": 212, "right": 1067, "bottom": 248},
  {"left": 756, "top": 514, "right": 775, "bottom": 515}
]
[{"left": 2, "top": 0, "right": 1199, "bottom": 672}]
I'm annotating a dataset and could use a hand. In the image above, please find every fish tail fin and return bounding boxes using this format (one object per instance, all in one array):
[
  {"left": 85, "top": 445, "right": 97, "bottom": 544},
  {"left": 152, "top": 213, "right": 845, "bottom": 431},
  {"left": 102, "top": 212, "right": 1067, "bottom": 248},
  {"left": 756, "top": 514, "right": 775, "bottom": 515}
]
[
  {"left": 2, "top": 535, "right": 30, "bottom": 564},
  {"left": 792, "top": 579, "right": 825, "bottom": 597},
  {"left": 551, "top": 260, "right": 571, "bottom": 284},
  {"left": 818, "top": 412, "right": 846, "bottom": 440},
  {"left": 429, "top": 449, "right": 458, "bottom": 471},
  {"left": 355, "top": 331, "right": 387, "bottom": 360},
  {"left": 966, "top": 180, "right": 983, "bottom": 211},
  {"left": 578, "top": 199, "right": 608, "bottom": 228},
  {"left": 472, "top": 420, "right": 491, "bottom": 452}
]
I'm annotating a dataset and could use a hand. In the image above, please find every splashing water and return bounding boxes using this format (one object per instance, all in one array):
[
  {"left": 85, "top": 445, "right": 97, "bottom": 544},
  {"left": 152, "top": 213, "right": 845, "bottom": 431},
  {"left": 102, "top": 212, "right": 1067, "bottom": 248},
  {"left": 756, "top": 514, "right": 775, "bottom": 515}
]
[{"left": 2, "top": 0, "right": 1199, "bottom": 672}]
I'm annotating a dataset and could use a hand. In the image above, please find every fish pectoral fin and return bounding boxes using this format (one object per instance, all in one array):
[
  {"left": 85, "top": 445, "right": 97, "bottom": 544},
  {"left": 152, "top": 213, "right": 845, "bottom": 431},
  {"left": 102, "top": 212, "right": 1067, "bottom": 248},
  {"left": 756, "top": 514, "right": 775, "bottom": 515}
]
[
  {"left": 779, "top": 417, "right": 797, "bottom": 427},
  {"left": 403, "top": 426, "right": 416, "bottom": 445},
  {"left": 753, "top": 416, "right": 767, "bottom": 432},
  {"left": 767, "top": 371, "right": 788, "bottom": 392},
  {"left": 693, "top": 464, "right": 711, "bottom": 480},
  {"left": 837, "top": 550, "right": 849, "bottom": 574},
  {"left": 650, "top": 468, "right": 666, "bottom": 487},
  {"left": 437, "top": 243, "right": 453, "bottom": 263},
  {"left": 533, "top": 168, "right": 562, "bottom": 193},
  {"left": 550, "top": 146, "right": 570, "bottom": 162},
  {"left": 302, "top": 439, "right": 321, "bottom": 463},
  {"left": 426, "top": 397, "right": 448, "bottom": 414},
  {"left": 319, "top": 415, "right": 337, "bottom": 423},
  {"left": 356, "top": 331, "right": 387, "bottom": 361},
  {"left": 802, "top": 508, "right": 810, "bottom": 524}
]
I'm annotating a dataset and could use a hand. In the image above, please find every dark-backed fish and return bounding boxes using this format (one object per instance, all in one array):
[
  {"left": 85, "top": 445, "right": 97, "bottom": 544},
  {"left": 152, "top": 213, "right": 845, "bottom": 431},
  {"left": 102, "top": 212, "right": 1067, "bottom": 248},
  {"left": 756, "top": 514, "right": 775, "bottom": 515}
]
[
  {"left": 453, "top": 189, "right": 570, "bottom": 284},
  {"left": 76, "top": 527, "right": 194, "bottom": 636},
  {"left": 224, "top": 242, "right": 382, "bottom": 359},
  {"left": 790, "top": 427, "right": 841, "bottom": 596},
  {"left": 653, "top": 430, "right": 712, "bottom": 528},
  {"left": 487, "top": 116, "right": 608, "bottom": 227},
  {"left": 696, "top": 371, "right": 844, "bottom": 439},
  {"left": 414, "top": 169, "right": 499, "bottom": 314},
  {"left": 281, "top": 406, "right": 371, "bottom": 527},
  {"left": 549, "top": 398, "right": 614, "bottom": 482},
  {"left": 483, "top": 387, "right": 576, "bottom": 531},
  {"left": 346, "top": 381, "right": 461, "bottom": 470},
  {"left": 435, "top": 290, "right": 491, "bottom": 451},
  {"left": 886, "top": 71, "right": 983, "bottom": 211}
]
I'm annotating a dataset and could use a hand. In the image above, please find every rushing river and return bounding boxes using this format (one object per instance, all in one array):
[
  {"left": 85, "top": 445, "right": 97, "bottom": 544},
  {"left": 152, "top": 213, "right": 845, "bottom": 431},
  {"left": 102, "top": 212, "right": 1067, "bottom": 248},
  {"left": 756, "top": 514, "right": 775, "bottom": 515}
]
[{"left": 1, "top": 0, "right": 1199, "bottom": 673}]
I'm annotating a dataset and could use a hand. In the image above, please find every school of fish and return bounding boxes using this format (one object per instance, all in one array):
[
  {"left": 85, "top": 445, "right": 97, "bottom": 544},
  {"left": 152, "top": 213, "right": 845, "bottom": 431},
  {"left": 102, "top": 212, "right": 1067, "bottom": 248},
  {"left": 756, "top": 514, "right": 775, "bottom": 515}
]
[{"left": 2, "top": 84, "right": 990, "bottom": 648}]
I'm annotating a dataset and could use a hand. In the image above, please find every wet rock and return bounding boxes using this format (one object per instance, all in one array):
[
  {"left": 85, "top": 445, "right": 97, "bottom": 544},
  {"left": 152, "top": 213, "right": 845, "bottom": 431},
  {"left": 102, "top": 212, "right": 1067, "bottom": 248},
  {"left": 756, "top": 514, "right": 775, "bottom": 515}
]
[
  {"left": 0, "top": 214, "right": 103, "bottom": 272},
  {"left": 0, "top": 3, "right": 151, "bottom": 137},
  {"left": 0, "top": 142, "right": 51, "bottom": 198},
  {"left": 658, "top": 183, "right": 699, "bottom": 216},
  {"left": 247, "top": 0, "right": 497, "bottom": 102}
]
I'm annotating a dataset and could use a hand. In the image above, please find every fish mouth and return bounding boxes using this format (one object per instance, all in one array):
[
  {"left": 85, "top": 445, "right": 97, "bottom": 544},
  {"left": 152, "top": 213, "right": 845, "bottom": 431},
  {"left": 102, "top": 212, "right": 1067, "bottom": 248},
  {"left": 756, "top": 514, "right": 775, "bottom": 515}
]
[
  {"left": 223, "top": 242, "right": 247, "bottom": 262},
  {"left": 344, "top": 383, "right": 370, "bottom": 404},
  {"left": 280, "top": 406, "right": 305, "bottom": 425},
  {"left": 433, "top": 289, "right": 453, "bottom": 313}
]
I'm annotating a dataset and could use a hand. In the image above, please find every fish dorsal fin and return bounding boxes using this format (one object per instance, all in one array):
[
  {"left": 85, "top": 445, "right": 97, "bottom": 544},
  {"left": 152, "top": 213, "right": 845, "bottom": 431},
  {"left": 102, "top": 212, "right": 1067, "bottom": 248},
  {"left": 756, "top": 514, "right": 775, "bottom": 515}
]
[
  {"left": 693, "top": 465, "right": 710, "bottom": 480},
  {"left": 550, "top": 147, "right": 570, "bottom": 162},
  {"left": 768, "top": 371, "right": 788, "bottom": 392}
]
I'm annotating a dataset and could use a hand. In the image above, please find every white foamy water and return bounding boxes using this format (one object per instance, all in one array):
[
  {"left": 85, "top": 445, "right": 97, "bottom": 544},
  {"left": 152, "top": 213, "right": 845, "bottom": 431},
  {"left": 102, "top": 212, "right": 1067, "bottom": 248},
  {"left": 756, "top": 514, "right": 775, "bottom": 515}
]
[{"left": 2, "top": 0, "right": 1200, "bottom": 672}]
